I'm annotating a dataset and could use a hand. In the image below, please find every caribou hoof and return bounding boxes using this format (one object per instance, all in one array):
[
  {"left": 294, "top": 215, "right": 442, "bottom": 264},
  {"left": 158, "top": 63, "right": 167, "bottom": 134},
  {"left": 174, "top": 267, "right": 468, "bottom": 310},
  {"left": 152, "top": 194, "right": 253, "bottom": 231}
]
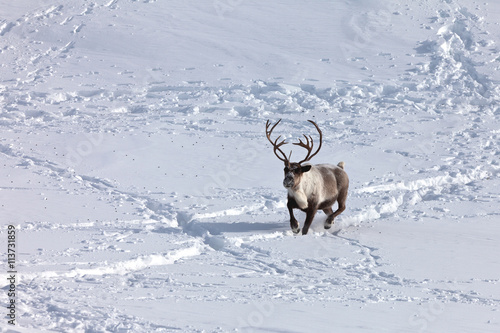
[{"left": 292, "top": 227, "right": 301, "bottom": 234}]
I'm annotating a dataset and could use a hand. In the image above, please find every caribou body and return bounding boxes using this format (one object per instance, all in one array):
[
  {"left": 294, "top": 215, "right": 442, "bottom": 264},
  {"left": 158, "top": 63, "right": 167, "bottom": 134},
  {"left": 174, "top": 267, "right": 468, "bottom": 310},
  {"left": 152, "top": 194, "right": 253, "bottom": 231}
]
[{"left": 266, "top": 119, "right": 349, "bottom": 235}]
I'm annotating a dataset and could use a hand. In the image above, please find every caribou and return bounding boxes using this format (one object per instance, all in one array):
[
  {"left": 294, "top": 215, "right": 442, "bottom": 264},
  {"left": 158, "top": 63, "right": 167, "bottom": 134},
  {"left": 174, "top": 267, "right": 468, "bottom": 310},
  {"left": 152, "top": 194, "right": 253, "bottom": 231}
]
[{"left": 266, "top": 119, "right": 349, "bottom": 235}]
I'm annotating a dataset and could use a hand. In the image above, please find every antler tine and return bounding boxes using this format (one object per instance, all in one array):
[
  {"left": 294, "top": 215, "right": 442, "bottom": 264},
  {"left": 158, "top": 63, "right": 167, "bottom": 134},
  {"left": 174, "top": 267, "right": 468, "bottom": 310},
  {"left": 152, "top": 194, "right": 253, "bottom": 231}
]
[
  {"left": 294, "top": 134, "right": 313, "bottom": 148},
  {"left": 295, "top": 120, "right": 323, "bottom": 164},
  {"left": 273, "top": 136, "right": 289, "bottom": 161},
  {"left": 266, "top": 119, "right": 280, "bottom": 134},
  {"left": 293, "top": 134, "right": 313, "bottom": 163},
  {"left": 266, "top": 119, "right": 290, "bottom": 164},
  {"left": 305, "top": 120, "right": 323, "bottom": 161},
  {"left": 273, "top": 135, "right": 287, "bottom": 151}
]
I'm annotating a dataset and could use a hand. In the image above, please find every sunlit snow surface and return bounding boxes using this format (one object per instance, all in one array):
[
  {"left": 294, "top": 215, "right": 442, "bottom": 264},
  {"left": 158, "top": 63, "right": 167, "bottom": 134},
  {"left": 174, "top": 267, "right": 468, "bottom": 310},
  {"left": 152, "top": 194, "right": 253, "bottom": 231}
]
[{"left": 1, "top": 0, "right": 499, "bottom": 332}]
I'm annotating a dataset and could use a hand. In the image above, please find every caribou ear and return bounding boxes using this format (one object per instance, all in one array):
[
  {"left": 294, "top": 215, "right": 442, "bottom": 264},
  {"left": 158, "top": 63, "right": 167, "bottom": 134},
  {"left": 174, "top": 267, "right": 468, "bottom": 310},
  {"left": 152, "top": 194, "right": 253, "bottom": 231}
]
[{"left": 301, "top": 165, "right": 312, "bottom": 173}]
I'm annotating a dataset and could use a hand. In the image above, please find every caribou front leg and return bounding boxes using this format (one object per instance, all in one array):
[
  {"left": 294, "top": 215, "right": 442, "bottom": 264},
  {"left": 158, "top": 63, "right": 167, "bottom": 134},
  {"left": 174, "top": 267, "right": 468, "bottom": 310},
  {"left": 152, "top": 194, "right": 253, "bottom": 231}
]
[
  {"left": 287, "top": 197, "right": 300, "bottom": 234},
  {"left": 301, "top": 205, "right": 318, "bottom": 235}
]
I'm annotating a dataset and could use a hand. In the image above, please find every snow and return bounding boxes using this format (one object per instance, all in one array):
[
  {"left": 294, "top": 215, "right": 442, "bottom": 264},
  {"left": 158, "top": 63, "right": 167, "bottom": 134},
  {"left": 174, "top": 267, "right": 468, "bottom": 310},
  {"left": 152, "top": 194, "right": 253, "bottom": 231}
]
[{"left": 1, "top": 0, "right": 499, "bottom": 332}]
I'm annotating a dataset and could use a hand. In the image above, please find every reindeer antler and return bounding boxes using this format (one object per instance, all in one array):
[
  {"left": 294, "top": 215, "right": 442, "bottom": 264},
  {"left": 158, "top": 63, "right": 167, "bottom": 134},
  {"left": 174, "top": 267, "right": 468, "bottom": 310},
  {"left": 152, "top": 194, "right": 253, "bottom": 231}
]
[
  {"left": 266, "top": 119, "right": 322, "bottom": 165},
  {"left": 266, "top": 119, "right": 290, "bottom": 166},
  {"left": 294, "top": 120, "right": 322, "bottom": 164}
]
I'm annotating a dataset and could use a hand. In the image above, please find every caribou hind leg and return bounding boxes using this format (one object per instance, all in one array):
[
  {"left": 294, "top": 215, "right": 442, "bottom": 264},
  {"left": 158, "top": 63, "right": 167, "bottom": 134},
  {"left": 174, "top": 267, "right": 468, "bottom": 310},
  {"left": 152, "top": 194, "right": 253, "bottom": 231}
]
[
  {"left": 323, "top": 207, "right": 335, "bottom": 229},
  {"left": 323, "top": 205, "right": 345, "bottom": 229},
  {"left": 324, "top": 192, "right": 347, "bottom": 229}
]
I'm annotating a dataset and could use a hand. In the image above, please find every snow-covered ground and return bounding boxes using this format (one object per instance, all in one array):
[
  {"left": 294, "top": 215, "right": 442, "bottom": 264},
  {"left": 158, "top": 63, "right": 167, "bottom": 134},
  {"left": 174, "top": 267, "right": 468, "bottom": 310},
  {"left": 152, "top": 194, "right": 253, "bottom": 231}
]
[{"left": 1, "top": 0, "right": 500, "bottom": 332}]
